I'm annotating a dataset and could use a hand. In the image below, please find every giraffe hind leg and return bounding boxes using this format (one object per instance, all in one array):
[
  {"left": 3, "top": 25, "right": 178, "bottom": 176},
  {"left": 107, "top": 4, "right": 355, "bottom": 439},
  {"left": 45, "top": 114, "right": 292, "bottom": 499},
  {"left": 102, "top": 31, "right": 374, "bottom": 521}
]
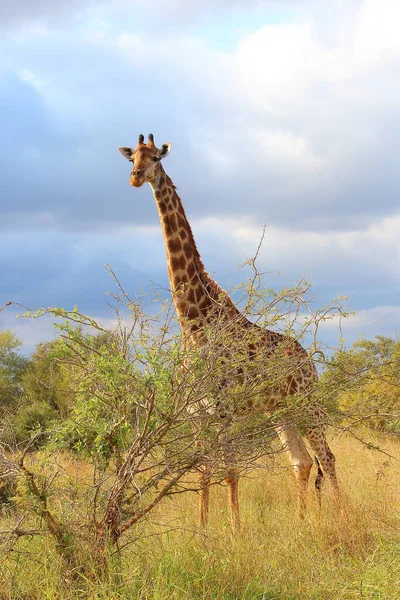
[
  {"left": 306, "top": 429, "right": 340, "bottom": 507},
  {"left": 276, "top": 425, "right": 313, "bottom": 517},
  {"left": 314, "top": 455, "right": 324, "bottom": 509},
  {"left": 226, "top": 468, "right": 240, "bottom": 533}
]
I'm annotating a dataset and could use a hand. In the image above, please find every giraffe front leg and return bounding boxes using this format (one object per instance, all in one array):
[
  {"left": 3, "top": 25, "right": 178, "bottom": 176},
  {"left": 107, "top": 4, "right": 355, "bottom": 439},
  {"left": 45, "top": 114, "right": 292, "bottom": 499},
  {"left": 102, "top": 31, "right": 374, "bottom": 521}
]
[
  {"left": 276, "top": 425, "right": 313, "bottom": 517},
  {"left": 226, "top": 468, "right": 240, "bottom": 533},
  {"left": 198, "top": 466, "right": 211, "bottom": 527}
]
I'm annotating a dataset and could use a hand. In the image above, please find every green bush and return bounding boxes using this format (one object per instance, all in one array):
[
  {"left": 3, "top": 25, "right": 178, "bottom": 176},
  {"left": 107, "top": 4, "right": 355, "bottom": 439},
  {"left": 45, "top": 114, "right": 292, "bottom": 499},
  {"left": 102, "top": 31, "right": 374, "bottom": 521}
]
[{"left": 12, "top": 401, "right": 57, "bottom": 445}]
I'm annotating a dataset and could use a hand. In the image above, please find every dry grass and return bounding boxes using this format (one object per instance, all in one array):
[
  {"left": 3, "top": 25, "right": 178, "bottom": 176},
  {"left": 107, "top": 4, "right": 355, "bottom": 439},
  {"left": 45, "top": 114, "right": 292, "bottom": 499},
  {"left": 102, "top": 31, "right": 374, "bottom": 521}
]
[{"left": 1, "top": 432, "right": 399, "bottom": 599}]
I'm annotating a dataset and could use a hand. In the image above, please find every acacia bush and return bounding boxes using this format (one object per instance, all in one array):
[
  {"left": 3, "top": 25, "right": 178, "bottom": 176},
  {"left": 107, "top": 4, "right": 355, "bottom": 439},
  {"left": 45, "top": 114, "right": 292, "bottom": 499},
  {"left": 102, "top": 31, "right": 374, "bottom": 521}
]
[{"left": 0, "top": 269, "right": 352, "bottom": 583}]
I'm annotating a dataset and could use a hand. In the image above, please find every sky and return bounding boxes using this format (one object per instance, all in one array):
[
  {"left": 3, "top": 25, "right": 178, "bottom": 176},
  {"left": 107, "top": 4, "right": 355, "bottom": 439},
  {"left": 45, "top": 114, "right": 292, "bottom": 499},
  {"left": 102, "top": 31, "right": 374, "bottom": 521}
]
[{"left": 1, "top": 0, "right": 399, "bottom": 353}]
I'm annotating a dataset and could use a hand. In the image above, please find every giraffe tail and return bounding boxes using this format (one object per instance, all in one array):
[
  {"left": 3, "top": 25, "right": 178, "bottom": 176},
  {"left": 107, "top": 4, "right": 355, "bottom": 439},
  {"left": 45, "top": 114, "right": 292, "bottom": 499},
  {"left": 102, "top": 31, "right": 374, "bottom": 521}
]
[{"left": 314, "top": 456, "right": 323, "bottom": 508}]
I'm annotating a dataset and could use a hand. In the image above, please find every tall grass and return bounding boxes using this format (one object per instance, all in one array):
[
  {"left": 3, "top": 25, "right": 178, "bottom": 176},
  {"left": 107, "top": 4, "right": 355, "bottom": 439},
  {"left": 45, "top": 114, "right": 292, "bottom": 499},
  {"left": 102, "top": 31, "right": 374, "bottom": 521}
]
[{"left": 1, "top": 433, "right": 399, "bottom": 599}]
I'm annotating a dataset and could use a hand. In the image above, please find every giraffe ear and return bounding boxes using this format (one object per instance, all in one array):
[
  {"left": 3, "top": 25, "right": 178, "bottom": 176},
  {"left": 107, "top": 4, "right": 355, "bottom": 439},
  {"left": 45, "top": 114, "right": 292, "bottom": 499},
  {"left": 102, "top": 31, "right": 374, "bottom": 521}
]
[
  {"left": 159, "top": 143, "right": 172, "bottom": 159},
  {"left": 119, "top": 147, "right": 134, "bottom": 160}
]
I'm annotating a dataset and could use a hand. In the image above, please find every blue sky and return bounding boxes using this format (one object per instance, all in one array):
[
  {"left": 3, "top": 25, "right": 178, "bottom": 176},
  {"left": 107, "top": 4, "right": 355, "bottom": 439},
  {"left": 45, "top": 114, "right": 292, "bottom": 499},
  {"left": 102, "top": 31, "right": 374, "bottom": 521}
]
[{"left": 1, "top": 0, "right": 400, "bottom": 353}]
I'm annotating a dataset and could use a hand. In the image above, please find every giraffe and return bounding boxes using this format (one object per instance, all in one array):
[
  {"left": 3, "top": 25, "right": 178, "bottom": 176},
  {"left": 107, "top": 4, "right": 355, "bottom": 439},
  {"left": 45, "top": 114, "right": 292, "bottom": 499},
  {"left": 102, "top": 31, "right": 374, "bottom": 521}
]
[{"left": 118, "top": 133, "right": 340, "bottom": 531}]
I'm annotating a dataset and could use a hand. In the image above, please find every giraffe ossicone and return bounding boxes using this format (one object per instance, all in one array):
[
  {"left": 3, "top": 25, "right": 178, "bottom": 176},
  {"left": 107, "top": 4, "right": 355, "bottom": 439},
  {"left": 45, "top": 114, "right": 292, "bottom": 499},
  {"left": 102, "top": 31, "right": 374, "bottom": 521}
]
[{"left": 118, "top": 133, "right": 340, "bottom": 531}]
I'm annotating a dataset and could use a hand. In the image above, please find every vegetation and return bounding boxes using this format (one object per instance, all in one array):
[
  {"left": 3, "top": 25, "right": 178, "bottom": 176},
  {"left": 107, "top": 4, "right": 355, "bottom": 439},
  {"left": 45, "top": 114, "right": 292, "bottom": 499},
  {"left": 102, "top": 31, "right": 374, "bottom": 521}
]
[
  {"left": 322, "top": 335, "right": 400, "bottom": 434},
  {"left": 0, "top": 276, "right": 399, "bottom": 599},
  {"left": 0, "top": 434, "right": 398, "bottom": 599},
  {"left": 0, "top": 330, "right": 27, "bottom": 415}
]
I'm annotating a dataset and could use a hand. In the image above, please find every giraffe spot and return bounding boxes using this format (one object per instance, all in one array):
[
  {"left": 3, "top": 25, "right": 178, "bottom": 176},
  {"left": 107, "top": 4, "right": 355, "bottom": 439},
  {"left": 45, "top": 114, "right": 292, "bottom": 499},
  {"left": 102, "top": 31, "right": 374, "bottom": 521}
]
[
  {"left": 187, "top": 263, "right": 195, "bottom": 278},
  {"left": 187, "top": 306, "right": 200, "bottom": 320},
  {"left": 177, "top": 214, "right": 186, "bottom": 228},
  {"left": 159, "top": 176, "right": 166, "bottom": 186},
  {"left": 169, "top": 214, "right": 177, "bottom": 230},
  {"left": 183, "top": 242, "right": 192, "bottom": 257},
  {"left": 158, "top": 200, "right": 167, "bottom": 213},
  {"left": 187, "top": 288, "right": 196, "bottom": 303},
  {"left": 163, "top": 217, "right": 173, "bottom": 237},
  {"left": 170, "top": 195, "right": 178, "bottom": 208},
  {"left": 195, "top": 286, "right": 203, "bottom": 303},
  {"left": 167, "top": 237, "right": 182, "bottom": 253},
  {"left": 171, "top": 256, "right": 181, "bottom": 270},
  {"left": 199, "top": 298, "right": 212, "bottom": 312},
  {"left": 179, "top": 254, "right": 187, "bottom": 270},
  {"left": 180, "top": 229, "right": 187, "bottom": 239}
]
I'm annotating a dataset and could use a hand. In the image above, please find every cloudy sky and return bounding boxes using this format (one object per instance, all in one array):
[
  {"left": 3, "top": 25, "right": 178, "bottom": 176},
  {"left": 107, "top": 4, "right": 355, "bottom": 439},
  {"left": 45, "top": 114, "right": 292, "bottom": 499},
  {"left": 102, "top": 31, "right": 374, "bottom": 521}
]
[{"left": 1, "top": 0, "right": 399, "bottom": 352}]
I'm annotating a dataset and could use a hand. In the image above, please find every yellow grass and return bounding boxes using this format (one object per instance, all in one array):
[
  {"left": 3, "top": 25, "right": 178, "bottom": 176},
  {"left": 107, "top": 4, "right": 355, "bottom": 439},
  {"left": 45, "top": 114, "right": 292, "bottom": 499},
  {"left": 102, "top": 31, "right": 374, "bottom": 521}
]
[{"left": 1, "top": 432, "right": 399, "bottom": 599}]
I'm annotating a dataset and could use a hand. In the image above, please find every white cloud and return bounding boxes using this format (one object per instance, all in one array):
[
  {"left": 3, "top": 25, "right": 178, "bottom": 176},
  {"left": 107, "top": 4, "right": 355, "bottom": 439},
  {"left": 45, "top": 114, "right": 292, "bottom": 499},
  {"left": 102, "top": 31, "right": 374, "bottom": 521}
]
[
  {"left": 0, "top": 310, "right": 57, "bottom": 355},
  {"left": 190, "top": 212, "right": 400, "bottom": 281},
  {"left": 256, "top": 130, "right": 326, "bottom": 173},
  {"left": 0, "top": 308, "right": 124, "bottom": 355},
  {"left": 319, "top": 305, "right": 400, "bottom": 333},
  {"left": 18, "top": 69, "right": 49, "bottom": 92},
  {"left": 352, "top": 0, "right": 400, "bottom": 68},
  {"left": 315, "top": 306, "right": 400, "bottom": 352}
]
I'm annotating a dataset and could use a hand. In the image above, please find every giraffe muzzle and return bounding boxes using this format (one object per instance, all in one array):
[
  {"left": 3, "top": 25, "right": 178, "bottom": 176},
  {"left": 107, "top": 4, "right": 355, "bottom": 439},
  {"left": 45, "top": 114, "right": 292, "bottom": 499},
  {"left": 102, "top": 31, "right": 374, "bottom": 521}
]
[{"left": 129, "top": 171, "right": 145, "bottom": 187}]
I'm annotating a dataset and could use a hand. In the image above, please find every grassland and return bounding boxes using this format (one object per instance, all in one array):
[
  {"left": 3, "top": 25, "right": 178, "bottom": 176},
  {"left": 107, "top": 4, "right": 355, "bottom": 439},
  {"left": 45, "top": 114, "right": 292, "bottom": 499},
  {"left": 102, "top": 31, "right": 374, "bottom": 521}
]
[{"left": 1, "top": 433, "right": 399, "bottom": 599}]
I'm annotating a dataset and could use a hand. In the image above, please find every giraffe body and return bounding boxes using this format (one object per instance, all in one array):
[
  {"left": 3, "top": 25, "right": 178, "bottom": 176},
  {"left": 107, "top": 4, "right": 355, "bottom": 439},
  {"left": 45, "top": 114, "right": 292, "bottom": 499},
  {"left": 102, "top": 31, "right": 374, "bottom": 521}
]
[{"left": 119, "top": 135, "right": 340, "bottom": 530}]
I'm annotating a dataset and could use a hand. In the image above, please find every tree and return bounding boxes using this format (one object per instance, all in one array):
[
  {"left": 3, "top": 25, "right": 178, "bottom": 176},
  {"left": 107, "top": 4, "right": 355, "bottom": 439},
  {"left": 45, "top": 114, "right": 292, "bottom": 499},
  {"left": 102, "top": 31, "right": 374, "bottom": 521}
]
[
  {"left": 21, "top": 338, "right": 75, "bottom": 417},
  {"left": 321, "top": 335, "right": 400, "bottom": 434},
  {"left": 4, "top": 337, "right": 76, "bottom": 445},
  {"left": 0, "top": 330, "right": 27, "bottom": 414}
]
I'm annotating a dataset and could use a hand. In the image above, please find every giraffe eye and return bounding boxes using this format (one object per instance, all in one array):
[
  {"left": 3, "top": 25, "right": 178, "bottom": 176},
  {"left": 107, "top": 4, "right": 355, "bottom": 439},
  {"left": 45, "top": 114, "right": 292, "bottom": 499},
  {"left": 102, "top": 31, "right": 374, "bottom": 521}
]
[
  {"left": 129, "top": 158, "right": 134, "bottom": 163},
  {"left": 152, "top": 156, "right": 160, "bottom": 162}
]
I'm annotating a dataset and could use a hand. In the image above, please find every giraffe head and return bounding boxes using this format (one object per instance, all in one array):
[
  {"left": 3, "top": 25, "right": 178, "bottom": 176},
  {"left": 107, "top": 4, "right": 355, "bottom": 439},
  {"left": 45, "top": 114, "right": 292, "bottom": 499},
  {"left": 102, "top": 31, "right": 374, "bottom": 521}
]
[{"left": 119, "top": 133, "right": 172, "bottom": 188}]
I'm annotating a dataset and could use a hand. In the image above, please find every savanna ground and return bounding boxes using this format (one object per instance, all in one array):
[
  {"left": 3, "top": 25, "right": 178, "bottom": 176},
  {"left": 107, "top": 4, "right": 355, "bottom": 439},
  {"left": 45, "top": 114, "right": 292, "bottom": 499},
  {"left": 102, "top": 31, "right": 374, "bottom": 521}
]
[{"left": 1, "top": 432, "right": 399, "bottom": 600}]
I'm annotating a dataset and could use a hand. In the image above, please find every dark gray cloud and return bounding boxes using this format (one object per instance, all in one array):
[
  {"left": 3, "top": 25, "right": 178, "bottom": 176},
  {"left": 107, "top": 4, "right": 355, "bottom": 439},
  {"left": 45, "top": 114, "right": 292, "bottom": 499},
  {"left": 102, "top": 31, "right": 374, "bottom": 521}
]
[
  {"left": 0, "top": 0, "right": 97, "bottom": 32},
  {"left": 0, "top": 0, "right": 273, "bottom": 35},
  {"left": 0, "top": 228, "right": 166, "bottom": 311}
]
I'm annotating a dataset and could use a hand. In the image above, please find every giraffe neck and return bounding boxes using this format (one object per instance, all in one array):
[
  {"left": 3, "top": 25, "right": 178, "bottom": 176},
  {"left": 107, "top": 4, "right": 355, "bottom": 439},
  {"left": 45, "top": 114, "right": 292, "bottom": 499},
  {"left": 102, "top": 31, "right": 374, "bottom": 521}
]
[{"left": 149, "top": 166, "right": 238, "bottom": 330}]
